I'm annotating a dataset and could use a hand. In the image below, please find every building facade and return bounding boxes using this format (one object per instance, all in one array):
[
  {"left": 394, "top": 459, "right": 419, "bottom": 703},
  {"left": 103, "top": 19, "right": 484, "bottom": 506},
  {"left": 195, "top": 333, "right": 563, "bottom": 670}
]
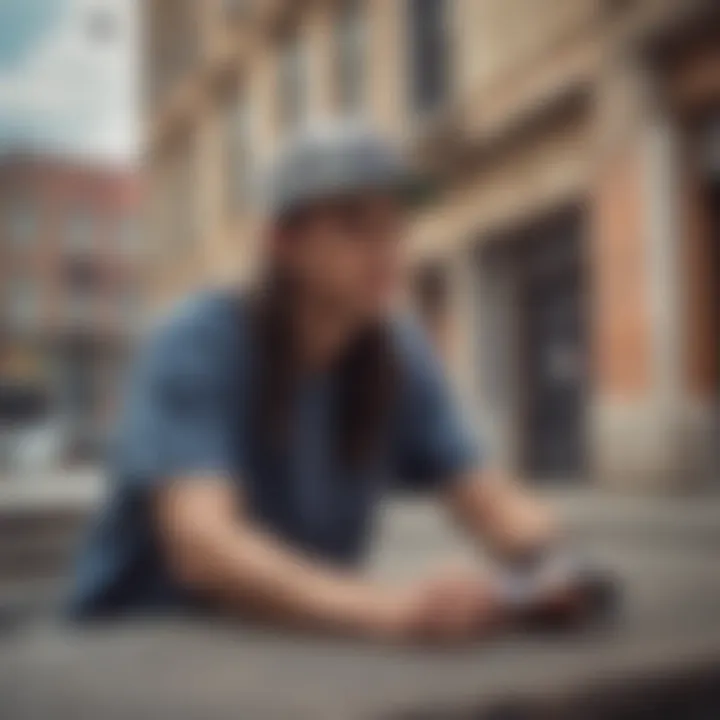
[
  {"left": 146, "top": 0, "right": 720, "bottom": 491},
  {"left": 0, "top": 156, "right": 142, "bottom": 463}
]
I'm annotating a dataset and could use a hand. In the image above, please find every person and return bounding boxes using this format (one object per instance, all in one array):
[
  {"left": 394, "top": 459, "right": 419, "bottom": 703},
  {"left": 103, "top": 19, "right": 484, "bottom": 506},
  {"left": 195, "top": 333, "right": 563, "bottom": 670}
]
[{"left": 69, "top": 124, "right": 588, "bottom": 643}]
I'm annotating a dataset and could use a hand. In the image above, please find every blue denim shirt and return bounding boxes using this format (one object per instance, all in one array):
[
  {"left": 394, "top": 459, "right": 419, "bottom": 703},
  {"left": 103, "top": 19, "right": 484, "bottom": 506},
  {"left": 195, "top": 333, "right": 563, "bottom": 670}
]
[{"left": 69, "top": 291, "right": 481, "bottom": 617}]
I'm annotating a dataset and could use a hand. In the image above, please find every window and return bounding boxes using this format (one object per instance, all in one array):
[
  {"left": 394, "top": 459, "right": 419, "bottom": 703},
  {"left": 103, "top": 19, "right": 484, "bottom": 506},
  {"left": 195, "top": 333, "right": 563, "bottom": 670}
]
[
  {"left": 174, "top": 0, "right": 199, "bottom": 80},
  {"left": 414, "top": 262, "right": 451, "bottom": 355},
  {"left": 223, "top": 0, "right": 251, "bottom": 19},
  {"left": 415, "top": 263, "right": 449, "bottom": 323},
  {"left": 5, "top": 277, "right": 39, "bottom": 331},
  {"left": 65, "top": 209, "right": 95, "bottom": 254},
  {"left": 335, "top": 0, "right": 365, "bottom": 116},
  {"left": 148, "top": 3, "right": 170, "bottom": 106},
  {"left": 150, "top": 173, "right": 172, "bottom": 262},
  {"left": 149, "top": 0, "right": 198, "bottom": 106},
  {"left": 225, "top": 94, "right": 251, "bottom": 213},
  {"left": 170, "top": 142, "right": 197, "bottom": 252},
  {"left": 278, "top": 29, "right": 307, "bottom": 131},
  {"left": 66, "top": 288, "right": 96, "bottom": 327},
  {"left": 120, "top": 288, "right": 143, "bottom": 331},
  {"left": 7, "top": 199, "right": 36, "bottom": 248},
  {"left": 408, "top": 0, "right": 449, "bottom": 115},
  {"left": 118, "top": 215, "right": 139, "bottom": 256},
  {"left": 702, "top": 116, "right": 720, "bottom": 177}
]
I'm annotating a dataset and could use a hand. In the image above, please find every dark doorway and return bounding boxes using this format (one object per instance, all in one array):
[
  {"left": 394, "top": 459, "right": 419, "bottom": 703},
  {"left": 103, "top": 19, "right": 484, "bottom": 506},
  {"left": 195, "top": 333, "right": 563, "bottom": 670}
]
[
  {"left": 519, "top": 211, "right": 587, "bottom": 480},
  {"left": 481, "top": 207, "right": 588, "bottom": 481},
  {"left": 522, "top": 261, "right": 586, "bottom": 478},
  {"left": 710, "top": 180, "right": 720, "bottom": 402}
]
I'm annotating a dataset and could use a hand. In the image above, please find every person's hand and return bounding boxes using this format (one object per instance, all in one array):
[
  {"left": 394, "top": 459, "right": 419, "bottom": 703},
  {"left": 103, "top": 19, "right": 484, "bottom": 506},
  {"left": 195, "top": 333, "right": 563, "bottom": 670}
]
[
  {"left": 375, "top": 567, "right": 506, "bottom": 645},
  {"left": 499, "top": 553, "right": 620, "bottom": 630}
]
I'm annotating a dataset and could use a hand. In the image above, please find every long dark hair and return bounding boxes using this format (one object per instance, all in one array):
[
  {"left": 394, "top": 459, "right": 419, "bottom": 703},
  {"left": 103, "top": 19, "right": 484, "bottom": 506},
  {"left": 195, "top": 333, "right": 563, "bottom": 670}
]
[{"left": 249, "top": 272, "right": 398, "bottom": 470}]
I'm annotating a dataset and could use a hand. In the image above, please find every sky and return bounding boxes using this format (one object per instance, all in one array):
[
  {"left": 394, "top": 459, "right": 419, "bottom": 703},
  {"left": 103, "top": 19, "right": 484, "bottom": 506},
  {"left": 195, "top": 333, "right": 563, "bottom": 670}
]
[{"left": 0, "top": 0, "right": 138, "bottom": 164}]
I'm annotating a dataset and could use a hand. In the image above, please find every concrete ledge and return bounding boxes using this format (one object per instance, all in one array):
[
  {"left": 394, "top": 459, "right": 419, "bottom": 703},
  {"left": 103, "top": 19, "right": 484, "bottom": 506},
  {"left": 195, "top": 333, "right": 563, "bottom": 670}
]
[
  {"left": 591, "top": 398, "right": 719, "bottom": 493},
  {"left": 2, "top": 494, "right": 720, "bottom": 718},
  {"left": 0, "top": 468, "right": 105, "bottom": 513}
]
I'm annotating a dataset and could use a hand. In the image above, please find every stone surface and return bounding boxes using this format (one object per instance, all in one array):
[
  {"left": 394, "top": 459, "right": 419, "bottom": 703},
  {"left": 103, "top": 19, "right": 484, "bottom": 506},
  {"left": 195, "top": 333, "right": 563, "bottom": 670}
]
[{"left": 1, "top": 491, "right": 720, "bottom": 718}]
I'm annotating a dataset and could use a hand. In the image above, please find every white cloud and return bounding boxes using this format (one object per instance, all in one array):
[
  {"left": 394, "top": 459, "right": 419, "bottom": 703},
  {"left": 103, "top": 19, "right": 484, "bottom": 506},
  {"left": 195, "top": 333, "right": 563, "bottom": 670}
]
[{"left": 0, "top": 0, "right": 138, "bottom": 164}]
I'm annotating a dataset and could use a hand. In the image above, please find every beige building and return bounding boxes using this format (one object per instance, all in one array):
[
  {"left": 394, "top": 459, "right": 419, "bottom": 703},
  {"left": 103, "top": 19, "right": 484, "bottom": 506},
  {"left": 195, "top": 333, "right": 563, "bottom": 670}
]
[{"left": 145, "top": 0, "right": 719, "bottom": 492}]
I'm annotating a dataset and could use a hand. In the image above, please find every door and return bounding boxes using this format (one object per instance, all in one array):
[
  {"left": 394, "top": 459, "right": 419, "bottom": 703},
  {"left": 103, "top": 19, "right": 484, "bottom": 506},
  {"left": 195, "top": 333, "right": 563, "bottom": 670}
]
[
  {"left": 712, "top": 183, "right": 719, "bottom": 387},
  {"left": 520, "top": 216, "right": 587, "bottom": 480},
  {"left": 711, "top": 182, "right": 720, "bottom": 461}
]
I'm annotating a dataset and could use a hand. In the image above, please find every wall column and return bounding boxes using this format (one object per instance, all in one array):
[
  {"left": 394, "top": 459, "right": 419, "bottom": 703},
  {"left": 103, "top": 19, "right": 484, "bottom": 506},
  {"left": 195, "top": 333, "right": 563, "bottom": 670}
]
[
  {"left": 465, "top": 248, "right": 523, "bottom": 475},
  {"left": 590, "top": 50, "right": 714, "bottom": 491}
]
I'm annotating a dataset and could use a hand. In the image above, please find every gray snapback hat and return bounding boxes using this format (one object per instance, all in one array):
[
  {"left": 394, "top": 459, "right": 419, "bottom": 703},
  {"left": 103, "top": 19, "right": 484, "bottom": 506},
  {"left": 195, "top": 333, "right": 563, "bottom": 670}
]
[{"left": 263, "top": 122, "right": 421, "bottom": 220}]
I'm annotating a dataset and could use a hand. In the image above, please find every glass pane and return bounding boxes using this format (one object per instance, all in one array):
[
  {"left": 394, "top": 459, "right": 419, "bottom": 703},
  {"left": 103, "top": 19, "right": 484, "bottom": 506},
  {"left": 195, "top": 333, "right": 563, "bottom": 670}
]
[
  {"left": 408, "top": 0, "right": 448, "bottom": 114},
  {"left": 336, "top": 0, "right": 365, "bottom": 115}
]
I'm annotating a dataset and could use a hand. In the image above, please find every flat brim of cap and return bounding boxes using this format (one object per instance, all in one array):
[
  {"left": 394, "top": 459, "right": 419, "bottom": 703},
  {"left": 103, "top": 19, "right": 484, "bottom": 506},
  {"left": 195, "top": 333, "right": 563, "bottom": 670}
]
[
  {"left": 264, "top": 127, "right": 438, "bottom": 219},
  {"left": 271, "top": 169, "right": 437, "bottom": 219}
]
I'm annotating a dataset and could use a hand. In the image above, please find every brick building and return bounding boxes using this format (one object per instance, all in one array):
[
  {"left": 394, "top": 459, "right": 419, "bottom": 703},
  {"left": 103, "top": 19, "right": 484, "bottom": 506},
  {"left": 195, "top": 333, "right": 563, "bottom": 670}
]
[
  {"left": 0, "top": 155, "right": 142, "bottom": 462},
  {"left": 145, "top": 0, "right": 719, "bottom": 491}
]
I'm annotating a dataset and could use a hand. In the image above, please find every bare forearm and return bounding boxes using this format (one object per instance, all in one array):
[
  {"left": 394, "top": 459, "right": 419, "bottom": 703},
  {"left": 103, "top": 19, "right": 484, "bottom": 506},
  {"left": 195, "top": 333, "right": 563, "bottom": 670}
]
[
  {"left": 155, "top": 481, "right": 394, "bottom": 635},
  {"left": 169, "top": 519, "right": 394, "bottom": 637},
  {"left": 155, "top": 480, "right": 518, "bottom": 644},
  {"left": 446, "top": 469, "right": 557, "bottom": 560}
]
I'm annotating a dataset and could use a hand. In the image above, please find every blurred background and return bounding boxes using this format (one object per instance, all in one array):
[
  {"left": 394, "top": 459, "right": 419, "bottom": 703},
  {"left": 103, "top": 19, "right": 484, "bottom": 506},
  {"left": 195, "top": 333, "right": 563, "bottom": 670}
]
[
  {"left": 0, "top": 0, "right": 139, "bottom": 476},
  {"left": 1, "top": 0, "right": 718, "bottom": 488},
  {"left": 1, "top": 0, "right": 719, "bottom": 716}
]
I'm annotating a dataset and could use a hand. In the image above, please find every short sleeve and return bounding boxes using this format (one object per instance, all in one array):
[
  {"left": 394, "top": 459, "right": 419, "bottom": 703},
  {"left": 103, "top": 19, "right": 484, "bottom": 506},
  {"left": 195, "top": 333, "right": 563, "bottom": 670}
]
[
  {"left": 114, "top": 297, "right": 241, "bottom": 491},
  {"left": 391, "top": 321, "right": 482, "bottom": 490}
]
